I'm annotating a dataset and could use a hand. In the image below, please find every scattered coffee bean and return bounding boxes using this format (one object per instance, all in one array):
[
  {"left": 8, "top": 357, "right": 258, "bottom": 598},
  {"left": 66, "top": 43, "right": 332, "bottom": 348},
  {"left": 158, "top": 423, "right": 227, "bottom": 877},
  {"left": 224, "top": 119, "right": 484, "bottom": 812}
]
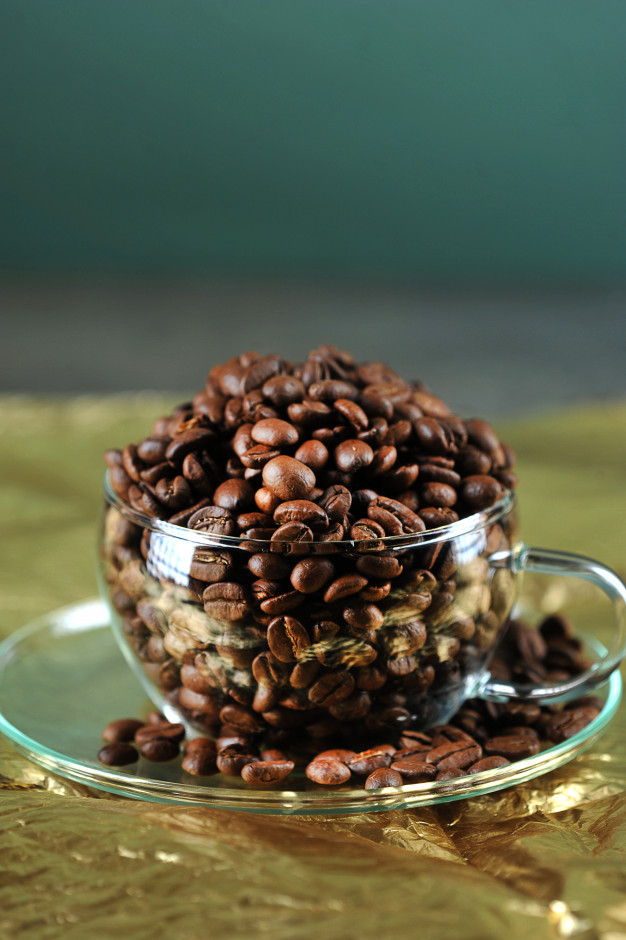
[
  {"left": 102, "top": 718, "right": 145, "bottom": 743},
  {"left": 98, "top": 742, "right": 138, "bottom": 766}
]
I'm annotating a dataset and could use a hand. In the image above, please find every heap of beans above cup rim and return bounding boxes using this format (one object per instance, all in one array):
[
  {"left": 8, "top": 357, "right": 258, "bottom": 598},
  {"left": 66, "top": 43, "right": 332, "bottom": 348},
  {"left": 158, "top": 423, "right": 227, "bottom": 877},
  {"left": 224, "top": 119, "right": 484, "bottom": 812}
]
[{"left": 105, "top": 344, "right": 517, "bottom": 541}]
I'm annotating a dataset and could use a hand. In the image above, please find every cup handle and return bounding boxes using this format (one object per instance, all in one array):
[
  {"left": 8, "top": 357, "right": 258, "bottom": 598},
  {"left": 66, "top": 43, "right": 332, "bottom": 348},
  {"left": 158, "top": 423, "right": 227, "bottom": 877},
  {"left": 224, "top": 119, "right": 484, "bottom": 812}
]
[{"left": 479, "top": 543, "right": 626, "bottom": 704}]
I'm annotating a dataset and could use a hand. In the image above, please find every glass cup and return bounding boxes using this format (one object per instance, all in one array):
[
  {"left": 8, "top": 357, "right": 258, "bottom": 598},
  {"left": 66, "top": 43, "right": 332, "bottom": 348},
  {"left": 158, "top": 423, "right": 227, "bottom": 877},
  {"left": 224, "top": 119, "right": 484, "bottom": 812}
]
[{"left": 98, "top": 472, "right": 626, "bottom": 749}]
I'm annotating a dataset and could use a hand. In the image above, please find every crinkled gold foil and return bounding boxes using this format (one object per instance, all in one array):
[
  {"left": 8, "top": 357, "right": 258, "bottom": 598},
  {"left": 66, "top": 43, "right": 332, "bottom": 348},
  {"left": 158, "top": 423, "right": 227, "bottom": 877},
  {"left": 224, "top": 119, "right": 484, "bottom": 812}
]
[{"left": 1, "top": 397, "right": 625, "bottom": 939}]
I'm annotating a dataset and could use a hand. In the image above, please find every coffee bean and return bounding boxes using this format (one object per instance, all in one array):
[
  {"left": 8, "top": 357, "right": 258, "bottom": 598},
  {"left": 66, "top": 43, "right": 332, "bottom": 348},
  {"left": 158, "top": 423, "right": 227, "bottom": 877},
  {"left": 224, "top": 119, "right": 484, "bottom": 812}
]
[
  {"left": 347, "top": 747, "right": 394, "bottom": 776},
  {"left": 190, "top": 549, "right": 233, "bottom": 582},
  {"left": 267, "top": 616, "right": 311, "bottom": 663},
  {"left": 467, "top": 755, "right": 510, "bottom": 774},
  {"left": 323, "top": 574, "right": 368, "bottom": 603},
  {"left": 188, "top": 505, "right": 236, "bottom": 536},
  {"left": 305, "top": 758, "right": 352, "bottom": 785},
  {"left": 309, "top": 671, "right": 355, "bottom": 706},
  {"left": 419, "top": 482, "right": 458, "bottom": 508},
  {"left": 274, "top": 500, "right": 329, "bottom": 529},
  {"left": 319, "top": 484, "right": 352, "bottom": 521},
  {"left": 342, "top": 602, "right": 383, "bottom": 630},
  {"left": 270, "top": 521, "right": 314, "bottom": 545},
  {"left": 135, "top": 721, "right": 185, "bottom": 747},
  {"left": 213, "top": 478, "right": 254, "bottom": 512},
  {"left": 182, "top": 748, "right": 218, "bottom": 776},
  {"left": 217, "top": 744, "right": 260, "bottom": 776},
  {"left": 251, "top": 418, "right": 299, "bottom": 448},
  {"left": 413, "top": 417, "right": 456, "bottom": 455},
  {"left": 314, "top": 748, "right": 356, "bottom": 762},
  {"left": 262, "top": 456, "right": 316, "bottom": 500},
  {"left": 460, "top": 475, "right": 505, "bottom": 512},
  {"left": 290, "top": 557, "right": 335, "bottom": 594},
  {"left": 483, "top": 735, "right": 541, "bottom": 759},
  {"left": 295, "top": 439, "right": 330, "bottom": 471},
  {"left": 308, "top": 380, "right": 359, "bottom": 403},
  {"left": 334, "top": 439, "right": 374, "bottom": 473},
  {"left": 241, "top": 760, "right": 295, "bottom": 784},
  {"left": 138, "top": 737, "right": 180, "bottom": 762},
  {"left": 248, "top": 553, "right": 292, "bottom": 580},
  {"left": 389, "top": 758, "right": 437, "bottom": 781},
  {"left": 102, "top": 718, "right": 145, "bottom": 743},
  {"left": 203, "top": 582, "right": 250, "bottom": 621},
  {"left": 262, "top": 374, "right": 305, "bottom": 407},
  {"left": 368, "top": 496, "right": 425, "bottom": 535},
  {"left": 544, "top": 707, "right": 599, "bottom": 743},
  {"left": 334, "top": 398, "right": 369, "bottom": 430},
  {"left": 355, "top": 554, "right": 403, "bottom": 579},
  {"left": 97, "top": 742, "right": 138, "bottom": 766},
  {"left": 364, "top": 767, "right": 403, "bottom": 789}
]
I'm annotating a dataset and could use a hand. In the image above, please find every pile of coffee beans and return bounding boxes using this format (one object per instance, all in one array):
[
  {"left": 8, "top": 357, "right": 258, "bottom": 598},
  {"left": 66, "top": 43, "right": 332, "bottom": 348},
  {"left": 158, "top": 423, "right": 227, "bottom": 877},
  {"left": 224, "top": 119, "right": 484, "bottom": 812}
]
[
  {"left": 105, "top": 345, "right": 517, "bottom": 534},
  {"left": 97, "top": 615, "right": 603, "bottom": 790},
  {"left": 101, "top": 347, "right": 524, "bottom": 745}
]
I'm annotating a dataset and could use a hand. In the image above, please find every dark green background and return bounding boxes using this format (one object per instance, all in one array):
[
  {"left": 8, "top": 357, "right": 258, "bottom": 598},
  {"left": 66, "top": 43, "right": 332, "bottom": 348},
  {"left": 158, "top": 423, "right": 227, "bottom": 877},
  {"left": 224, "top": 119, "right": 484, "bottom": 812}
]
[{"left": 2, "top": 2, "right": 625, "bottom": 280}]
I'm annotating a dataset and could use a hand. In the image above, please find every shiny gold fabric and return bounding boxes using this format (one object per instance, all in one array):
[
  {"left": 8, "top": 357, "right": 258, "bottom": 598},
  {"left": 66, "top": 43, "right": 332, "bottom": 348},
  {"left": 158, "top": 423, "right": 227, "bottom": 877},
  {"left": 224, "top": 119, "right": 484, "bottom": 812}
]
[{"left": 1, "top": 396, "right": 625, "bottom": 939}]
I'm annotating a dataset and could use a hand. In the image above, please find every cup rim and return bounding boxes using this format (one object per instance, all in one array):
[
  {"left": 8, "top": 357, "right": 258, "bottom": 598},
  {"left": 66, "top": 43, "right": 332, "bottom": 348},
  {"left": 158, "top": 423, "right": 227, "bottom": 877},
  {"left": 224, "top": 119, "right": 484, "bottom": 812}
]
[{"left": 103, "top": 471, "right": 515, "bottom": 553}]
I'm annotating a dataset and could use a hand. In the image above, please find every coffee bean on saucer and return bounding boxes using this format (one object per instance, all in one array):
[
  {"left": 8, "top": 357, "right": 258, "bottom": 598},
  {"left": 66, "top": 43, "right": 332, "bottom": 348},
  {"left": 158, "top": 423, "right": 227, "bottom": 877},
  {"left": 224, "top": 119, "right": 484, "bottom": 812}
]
[
  {"left": 364, "top": 767, "right": 403, "bottom": 789},
  {"left": 102, "top": 718, "right": 145, "bottom": 743},
  {"left": 138, "top": 737, "right": 180, "bottom": 762},
  {"left": 98, "top": 742, "right": 138, "bottom": 766},
  {"left": 182, "top": 747, "right": 218, "bottom": 777}
]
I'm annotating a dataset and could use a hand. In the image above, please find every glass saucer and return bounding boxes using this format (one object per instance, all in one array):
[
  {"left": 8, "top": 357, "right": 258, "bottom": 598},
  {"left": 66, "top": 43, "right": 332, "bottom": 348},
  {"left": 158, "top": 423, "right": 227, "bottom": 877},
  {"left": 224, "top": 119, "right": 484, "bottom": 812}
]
[{"left": 0, "top": 599, "right": 621, "bottom": 815}]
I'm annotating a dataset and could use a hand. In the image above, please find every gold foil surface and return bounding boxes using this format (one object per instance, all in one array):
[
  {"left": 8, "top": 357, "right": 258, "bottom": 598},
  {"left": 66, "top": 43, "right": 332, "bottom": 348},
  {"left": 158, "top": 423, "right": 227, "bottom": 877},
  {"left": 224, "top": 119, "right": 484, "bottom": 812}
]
[{"left": 1, "top": 397, "right": 625, "bottom": 940}]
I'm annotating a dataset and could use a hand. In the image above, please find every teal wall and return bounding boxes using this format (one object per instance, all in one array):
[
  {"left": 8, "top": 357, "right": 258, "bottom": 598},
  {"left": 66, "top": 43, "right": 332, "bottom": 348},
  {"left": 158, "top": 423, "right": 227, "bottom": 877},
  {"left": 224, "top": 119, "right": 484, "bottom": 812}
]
[{"left": 2, "top": 2, "right": 625, "bottom": 280}]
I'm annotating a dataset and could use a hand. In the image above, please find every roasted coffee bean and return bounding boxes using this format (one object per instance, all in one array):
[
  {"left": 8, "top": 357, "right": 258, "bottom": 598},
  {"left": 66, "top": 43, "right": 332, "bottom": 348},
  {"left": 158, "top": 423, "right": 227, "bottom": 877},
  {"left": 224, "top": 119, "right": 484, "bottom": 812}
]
[
  {"left": 347, "top": 747, "right": 394, "bottom": 776},
  {"left": 460, "top": 475, "right": 505, "bottom": 512},
  {"left": 315, "top": 748, "right": 356, "bottom": 762},
  {"left": 260, "top": 591, "right": 303, "bottom": 615},
  {"left": 334, "top": 439, "right": 374, "bottom": 473},
  {"left": 241, "top": 760, "right": 295, "bottom": 784},
  {"left": 544, "top": 707, "right": 599, "bottom": 743},
  {"left": 342, "top": 602, "right": 383, "bottom": 630},
  {"left": 102, "top": 718, "right": 145, "bottom": 743},
  {"left": 182, "top": 747, "right": 218, "bottom": 776},
  {"left": 390, "top": 757, "right": 437, "bottom": 781},
  {"left": 413, "top": 417, "right": 456, "bottom": 455},
  {"left": 179, "top": 687, "right": 221, "bottom": 717},
  {"left": 262, "top": 456, "right": 316, "bottom": 500},
  {"left": 368, "top": 496, "right": 425, "bottom": 535},
  {"left": 467, "top": 756, "right": 510, "bottom": 774},
  {"left": 98, "top": 742, "right": 138, "bottom": 766},
  {"left": 247, "top": 552, "right": 292, "bottom": 579},
  {"left": 418, "top": 507, "right": 459, "bottom": 528},
  {"left": 334, "top": 398, "right": 369, "bottom": 430},
  {"left": 267, "top": 616, "right": 311, "bottom": 663},
  {"left": 465, "top": 418, "right": 501, "bottom": 456},
  {"left": 216, "top": 744, "right": 260, "bottom": 776},
  {"left": 324, "top": 574, "right": 369, "bottom": 603},
  {"left": 350, "top": 519, "right": 386, "bottom": 542},
  {"left": 213, "top": 478, "right": 254, "bottom": 512},
  {"left": 252, "top": 651, "right": 290, "bottom": 688},
  {"left": 305, "top": 758, "right": 352, "bottom": 785},
  {"left": 289, "top": 660, "right": 321, "bottom": 689},
  {"left": 262, "top": 374, "right": 305, "bottom": 407},
  {"left": 188, "top": 505, "right": 236, "bottom": 536},
  {"left": 309, "top": 379, "right": 359, "bottom": 403},
  {"left": 219, "top": 704, "right": 263, "bottom": 734},
  {"left": 364, "top": 767, "right": 403, "bottom": 789},
  {"left": 165, "top": 428, "right": 215, "bottom": 462},
  {"left": 154, "top": 474, "right": 191, "bottom": 510},
  {"left": 290, "top": 557, "right": 335, "bottom": 593},
  {"left": 270, "top": 521, "right": 314, "bottom": 544},
  {"left": 483, "top": 735, "right": 541, "bottom": 760},
  {"left": 135, "top": 721, "right": 186, "bottom": 747},
  {"left": 203, "top": 582, "right": 250, "bottom": 621},
  {"left": 309, "top": 670, "right": 355, "bottom": 706},
  {"left": 295, "top": 439, "right": 330, "bottom": 471},
  {"left": 419, "top": 482, "right": 458, "bottom": 508},
  {"left": 190, "top": 549, "right": 233, "bottom": 582},
  {"left": 287, "top": 400, "right": 332, "bottom": 427},
  {"left": 138, "top": 737, "right": 180, "bottom": 762},
  {"left": 355, "top": 554, "right": 403, "bottom": 579},
  {"left": 274, "top": 500, "right": 329, "bottom": 529},
  {"left": 251, "top": 418, "right": 299, "bottom": 448}
]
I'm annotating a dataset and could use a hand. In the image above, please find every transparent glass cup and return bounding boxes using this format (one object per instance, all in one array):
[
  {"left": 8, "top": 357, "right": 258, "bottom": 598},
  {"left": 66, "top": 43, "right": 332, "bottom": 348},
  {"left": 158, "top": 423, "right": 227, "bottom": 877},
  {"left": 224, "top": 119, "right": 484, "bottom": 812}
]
[{"left": 99, "top": 472, "right": 626, "bottom": 749}]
